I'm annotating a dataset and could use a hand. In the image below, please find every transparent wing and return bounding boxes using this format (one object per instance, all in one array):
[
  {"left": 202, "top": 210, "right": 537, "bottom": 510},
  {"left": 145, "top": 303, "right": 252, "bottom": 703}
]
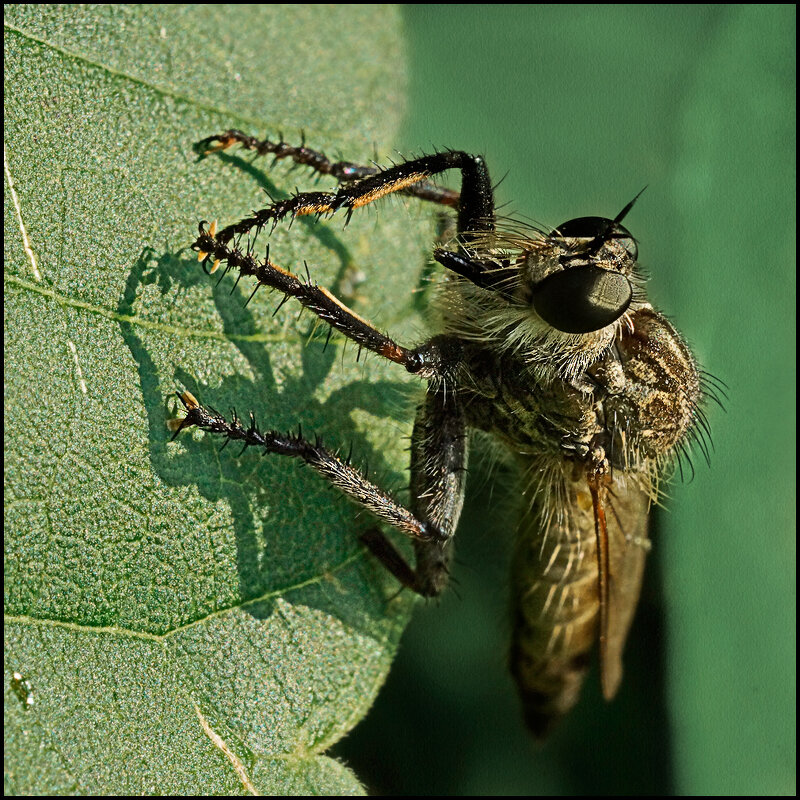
[{"left": 593, "top": 473, "right": 651, "bottom": 700}]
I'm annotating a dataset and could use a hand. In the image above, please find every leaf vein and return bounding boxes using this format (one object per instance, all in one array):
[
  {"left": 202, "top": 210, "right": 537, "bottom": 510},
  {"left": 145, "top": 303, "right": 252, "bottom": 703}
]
[
  {"left": 4, "top": 143, "right": 42, "bottom": 281},
  {"left": 3, "top": 550, "right": 364, "bottom": 640},
  {"left": 5, "top": 22, "right": 277, "bottom": 134},
  {"left": 4, "top": 273, "right": 299, "bottom": 346},
  {"left": 194, "top": 703, "right": 259, "bottom": 795}
]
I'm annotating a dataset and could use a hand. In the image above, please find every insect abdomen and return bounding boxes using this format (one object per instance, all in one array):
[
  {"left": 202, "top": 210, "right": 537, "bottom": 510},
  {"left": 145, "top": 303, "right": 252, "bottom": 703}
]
[{"left": 509, "top": 475, "right": 601, "bottom": 737}]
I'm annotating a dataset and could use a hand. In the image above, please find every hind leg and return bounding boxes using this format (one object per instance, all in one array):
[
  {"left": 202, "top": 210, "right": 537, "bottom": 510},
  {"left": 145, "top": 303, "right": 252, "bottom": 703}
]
[{"left": 172, "top": 388, "right": 468, "bottom": 597}]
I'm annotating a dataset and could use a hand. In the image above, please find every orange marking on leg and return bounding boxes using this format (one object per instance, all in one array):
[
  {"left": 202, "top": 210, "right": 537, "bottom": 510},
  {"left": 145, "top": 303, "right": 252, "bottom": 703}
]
[
  {"left": 351, "top": 173, "right": 427, "bottom": 208},
  {"left": 379, "top": 343, "right": 408, "bottom": 364},
  {"left": 203, "top": 136, "right": 237, "bottom": 154},
  {"left": 294, "top": 202, "right": 334, "bottom": 216},
  {"left": 266, "top": 259, "right": 296, "bottom": 278},
  {"left": 180, "top": 390, "right": 199, "bottom": 409},
  {"left": 587, "top": 469, "right": 613, "bottom": 700},
  {"left": 317, "top": 286, "right": 374, "bottom": 328}
]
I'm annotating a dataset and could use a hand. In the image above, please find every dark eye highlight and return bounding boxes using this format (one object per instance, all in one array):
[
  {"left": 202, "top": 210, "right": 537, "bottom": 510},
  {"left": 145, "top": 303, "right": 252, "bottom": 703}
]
[{"left": 531, "top": 264, "right": 632, "bottom": 333}]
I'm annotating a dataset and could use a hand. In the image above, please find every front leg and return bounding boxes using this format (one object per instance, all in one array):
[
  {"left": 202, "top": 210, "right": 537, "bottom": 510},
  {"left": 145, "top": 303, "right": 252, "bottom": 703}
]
[
  {"left": 362, "top": 389, "right": 469, "bottom": 597},
  {"left": 198, "top": 129, "right": 461, "bottom": 209},
  {"left": 197, "top": 149, "right": 494, "bottom": 250}
]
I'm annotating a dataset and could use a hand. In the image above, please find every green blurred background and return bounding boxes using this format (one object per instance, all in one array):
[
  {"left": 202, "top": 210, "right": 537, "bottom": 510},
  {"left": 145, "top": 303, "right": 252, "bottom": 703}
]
[{"left": 334, "top": 5, "right": 795, "bottom": 795}]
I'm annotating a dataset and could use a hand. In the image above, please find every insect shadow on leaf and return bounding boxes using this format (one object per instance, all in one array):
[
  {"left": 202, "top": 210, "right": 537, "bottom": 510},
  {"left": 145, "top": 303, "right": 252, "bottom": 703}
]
[{"left": 117, "top": 157, "right": 415, "bottom": 632}]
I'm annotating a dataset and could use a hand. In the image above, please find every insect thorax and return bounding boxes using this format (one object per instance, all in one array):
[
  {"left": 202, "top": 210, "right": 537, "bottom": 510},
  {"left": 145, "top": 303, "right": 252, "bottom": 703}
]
[{"left": 437, "top": 271, "right": 701, "bottom": 492}]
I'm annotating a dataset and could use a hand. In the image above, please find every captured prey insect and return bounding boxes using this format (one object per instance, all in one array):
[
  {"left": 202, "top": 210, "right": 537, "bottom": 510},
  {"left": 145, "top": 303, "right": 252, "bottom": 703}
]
[{"left": 171, "top": 129, "right": 715, "bottom": 735}]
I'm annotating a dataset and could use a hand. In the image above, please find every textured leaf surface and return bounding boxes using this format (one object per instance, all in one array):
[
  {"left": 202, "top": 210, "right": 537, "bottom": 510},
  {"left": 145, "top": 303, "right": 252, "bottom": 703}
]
[{"left": 4, "top": 5, "right": 429, "bottom": 794}]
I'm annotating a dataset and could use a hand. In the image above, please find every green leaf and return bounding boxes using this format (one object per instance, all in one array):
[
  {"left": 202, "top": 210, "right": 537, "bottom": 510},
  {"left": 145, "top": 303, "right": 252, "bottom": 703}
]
[{"left": 4, "top": 6, "right": 431, "bottom": 794}]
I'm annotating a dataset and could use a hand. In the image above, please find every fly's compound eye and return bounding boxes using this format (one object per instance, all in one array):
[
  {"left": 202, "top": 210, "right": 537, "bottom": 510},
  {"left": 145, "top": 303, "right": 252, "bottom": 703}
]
[
  {"left": 531, "top": 265, "right": 632, "bottom": 334},
  {"left": 552, "top": 216, "right": 638, "bottom": 261}
]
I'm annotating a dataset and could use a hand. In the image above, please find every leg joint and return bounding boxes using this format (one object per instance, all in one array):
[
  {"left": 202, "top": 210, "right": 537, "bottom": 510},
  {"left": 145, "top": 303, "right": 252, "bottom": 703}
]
[{"left": 406, "top": 336, "right": 463, "bottom": 378}]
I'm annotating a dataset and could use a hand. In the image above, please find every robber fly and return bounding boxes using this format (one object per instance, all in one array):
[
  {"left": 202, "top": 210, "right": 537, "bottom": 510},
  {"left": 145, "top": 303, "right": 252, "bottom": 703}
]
[{"left": 172, "top": 130, "right": 713, "bottom": 735}]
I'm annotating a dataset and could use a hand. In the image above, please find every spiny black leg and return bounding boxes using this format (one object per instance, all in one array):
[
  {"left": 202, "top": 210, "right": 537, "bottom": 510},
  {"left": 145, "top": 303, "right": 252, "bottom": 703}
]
[
  {"left": 199, "top": 129, "right": 460, "bottom": 209},
  {"left": 433, "top": 248, "right": 518, "bottom": 298},
  {"left": 171, "top": 389, "right": 468, "bottom": 598},
  {"left": 171, "top": 391, "right": 447, "bottom": 551},
  {"left": 193, "top": 221, "right": 463, "bottom": 378},
  {"left": 359, "top": 528, "right": 423, "bottom": 593},
  {"left": 348, "top": 390, "right": 470, "bottom": 599},
  {"left": 200, "top": 150, "right": 494, "bottom": 249},
  {"left": 358, "top": 390, "right": 470, "bottom": 598},
  {"left": 408, "top": 389, "right": 469, "bottom": 597}
]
